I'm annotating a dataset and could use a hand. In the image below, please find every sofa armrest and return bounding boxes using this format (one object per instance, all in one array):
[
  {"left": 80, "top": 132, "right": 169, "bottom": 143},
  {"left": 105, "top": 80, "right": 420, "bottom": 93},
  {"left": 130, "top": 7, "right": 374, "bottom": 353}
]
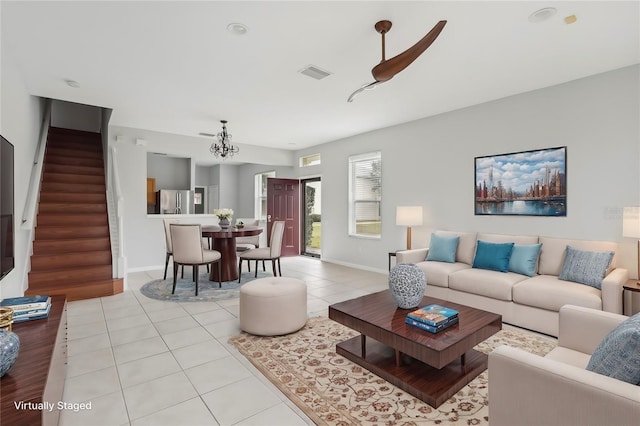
[
  {"left": 558, "top": 305, "right": 628, "bottom": 356},
  {"left": 396, "top": 248, "right": 428, "bottom": 265},
  {"left": 601, "top": 267, "right": 629, "bottom": 314},
  {"left": 489, "top": 345, "right": 640, "bottom": 426}
]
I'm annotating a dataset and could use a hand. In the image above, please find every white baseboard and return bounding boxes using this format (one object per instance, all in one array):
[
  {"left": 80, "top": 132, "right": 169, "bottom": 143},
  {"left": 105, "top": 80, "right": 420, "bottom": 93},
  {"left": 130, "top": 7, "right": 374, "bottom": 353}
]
[{"left": 320, "top": 257, "right": 388, "bottom": 275}]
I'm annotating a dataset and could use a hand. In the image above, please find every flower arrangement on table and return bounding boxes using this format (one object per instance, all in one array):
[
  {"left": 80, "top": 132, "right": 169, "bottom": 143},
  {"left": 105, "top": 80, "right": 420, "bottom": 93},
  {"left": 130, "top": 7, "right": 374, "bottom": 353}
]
[{"left": 213, "top": 208, "right": 234, "bottom": 220}]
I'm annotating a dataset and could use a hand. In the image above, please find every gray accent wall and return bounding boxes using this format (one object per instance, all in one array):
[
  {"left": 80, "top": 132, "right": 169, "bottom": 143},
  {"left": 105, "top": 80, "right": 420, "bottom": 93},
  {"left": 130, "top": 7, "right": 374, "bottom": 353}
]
[{"left": 292, "top": 65, "right": 640, "bottom": 275}]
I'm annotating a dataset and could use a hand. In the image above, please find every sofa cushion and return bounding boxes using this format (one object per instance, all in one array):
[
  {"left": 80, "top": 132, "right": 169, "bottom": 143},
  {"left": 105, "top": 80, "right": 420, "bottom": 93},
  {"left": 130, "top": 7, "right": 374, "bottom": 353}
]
[
  {"left": 434, "top": 231, "right": 477, "bottom": 265},
  {"left": 449, "top": 268, "right": 527, "bottom": 301},
  {"left": 538, "top": 236, "right": 618, "bottom": 276},
  {"left": 512, "top": 275, "right": 602, "bottom": 312},
  {"left": 586, "top": 312, "right": 640, "bottom": 385},
  {"left": 426, "top": 233, "right": 459, "bottom": 263},
  {"left": 545, "top": 347, "right": 592, "bottom": 369},
  {"left": 416, "top": 261, "right": 470, "bottom": 288},
  {"left": 559, "top": 246, "right": 614, "bottom": 289},
  {"left": 477, "top": 233, "right": 539, "bottom": 246},
  {"left": 472, "top": 241, "right": 514, "bottom": 273},
  {"left": 508, "top": 244, "right": 542, "bottom": 277}
]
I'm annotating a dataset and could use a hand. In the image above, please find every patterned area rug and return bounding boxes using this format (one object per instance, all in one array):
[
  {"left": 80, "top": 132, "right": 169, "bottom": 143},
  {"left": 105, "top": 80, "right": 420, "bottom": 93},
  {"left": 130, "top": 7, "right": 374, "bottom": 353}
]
[
  {"left": 140, "top": 270, "right": 274, "bottom": 302},
  {"left": 229, "top": 316, "right": 557, "bottom": 425}
]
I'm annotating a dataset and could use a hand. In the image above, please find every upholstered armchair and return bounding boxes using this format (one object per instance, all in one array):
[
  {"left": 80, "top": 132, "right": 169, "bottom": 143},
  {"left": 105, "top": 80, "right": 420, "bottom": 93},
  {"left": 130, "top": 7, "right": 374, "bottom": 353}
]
[{"left": 488, "top": 305, "right": 640, "bottom": 426}]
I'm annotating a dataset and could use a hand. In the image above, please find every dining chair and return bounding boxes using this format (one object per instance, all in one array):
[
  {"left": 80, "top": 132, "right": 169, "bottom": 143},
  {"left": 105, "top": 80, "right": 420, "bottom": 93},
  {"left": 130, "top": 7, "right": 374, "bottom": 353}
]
[
  {"left": 238, "top": 220, "right": 285, "bottom": 283},
  {"left": 235, "top": 219, "right": 261, "bottom": 252},
  {"left": 163, "top": 218, "right": 184, "bottom": 280},
  {"left": 170, "top": 224, "right": 222, "bottom": 295}
]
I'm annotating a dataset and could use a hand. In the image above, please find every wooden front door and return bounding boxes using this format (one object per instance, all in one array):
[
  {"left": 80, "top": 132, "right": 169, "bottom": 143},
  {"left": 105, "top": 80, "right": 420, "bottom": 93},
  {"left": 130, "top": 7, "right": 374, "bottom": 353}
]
[{"left": 267, "top": 178, "right": 300, "bottom": 256}]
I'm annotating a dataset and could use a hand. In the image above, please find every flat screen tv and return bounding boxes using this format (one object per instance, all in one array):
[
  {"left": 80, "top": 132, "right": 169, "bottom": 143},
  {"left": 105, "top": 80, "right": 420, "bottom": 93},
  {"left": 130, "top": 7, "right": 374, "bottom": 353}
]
[{"left": 0, "top": 135, "right": 15, "bottom": 280}]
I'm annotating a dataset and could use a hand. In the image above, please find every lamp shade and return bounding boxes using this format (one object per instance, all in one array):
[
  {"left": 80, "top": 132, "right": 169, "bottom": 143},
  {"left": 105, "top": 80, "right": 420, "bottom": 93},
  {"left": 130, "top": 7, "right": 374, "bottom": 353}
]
[
  {"left": 396, "top": 206, "right": 423, "bottom": 226},
  {"left": 623, "top": 206, "right": 640, "bottom": 238}
]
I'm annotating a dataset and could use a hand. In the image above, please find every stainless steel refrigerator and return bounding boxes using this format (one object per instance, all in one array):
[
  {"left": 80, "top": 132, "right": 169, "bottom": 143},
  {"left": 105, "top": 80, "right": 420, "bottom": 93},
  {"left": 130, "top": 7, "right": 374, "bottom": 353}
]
[{"left": 156, "top": 190, "right": 194, "bottom": 214}]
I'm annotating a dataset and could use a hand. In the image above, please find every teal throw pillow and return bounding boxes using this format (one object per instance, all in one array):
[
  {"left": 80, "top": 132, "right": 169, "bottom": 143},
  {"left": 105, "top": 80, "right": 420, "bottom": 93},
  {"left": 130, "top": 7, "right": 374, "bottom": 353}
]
[
  {"left": 558, "top": 246, "right": 614, "bottom": 289},
  {"left": 426, "top": 233, "right": 459, "bottom": 263},
  {"left": 472, "top": 240, "right": 515, "bottom": 273},
  {"left": 586, "top": 312, "right": 640, "bottom": 385},
  {"left": 508, "top": 244, "right": 542, "bottom": 277}
]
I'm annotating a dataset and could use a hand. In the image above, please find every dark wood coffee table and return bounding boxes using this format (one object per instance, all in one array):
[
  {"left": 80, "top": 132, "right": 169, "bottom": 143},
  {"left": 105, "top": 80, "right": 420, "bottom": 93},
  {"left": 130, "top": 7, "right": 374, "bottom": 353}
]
[{"left": 328, "top": 290, "right": 501, "bottom": 408}]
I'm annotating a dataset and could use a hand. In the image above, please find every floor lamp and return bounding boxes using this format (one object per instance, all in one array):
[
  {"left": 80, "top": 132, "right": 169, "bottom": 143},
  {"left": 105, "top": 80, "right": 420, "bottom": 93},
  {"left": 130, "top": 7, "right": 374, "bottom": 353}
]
[
  {"left": 396, "top": 206, "right": 423, "bottom": 250},
  {"left": 623, "top": 206, "right": 640, "bottom": 283}
]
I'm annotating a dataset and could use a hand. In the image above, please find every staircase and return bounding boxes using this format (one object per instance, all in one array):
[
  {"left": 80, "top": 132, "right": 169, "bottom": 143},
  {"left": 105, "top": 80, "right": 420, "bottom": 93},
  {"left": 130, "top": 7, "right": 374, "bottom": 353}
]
[{"left": 26, "top": 127, "right": 123, "bottom": 301}]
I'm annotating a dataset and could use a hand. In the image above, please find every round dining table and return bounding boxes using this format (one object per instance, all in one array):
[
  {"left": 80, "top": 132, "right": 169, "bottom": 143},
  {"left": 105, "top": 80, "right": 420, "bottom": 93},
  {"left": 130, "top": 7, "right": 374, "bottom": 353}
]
[{"left": 202, "top": 225, "right": 263, "bottom": 282}]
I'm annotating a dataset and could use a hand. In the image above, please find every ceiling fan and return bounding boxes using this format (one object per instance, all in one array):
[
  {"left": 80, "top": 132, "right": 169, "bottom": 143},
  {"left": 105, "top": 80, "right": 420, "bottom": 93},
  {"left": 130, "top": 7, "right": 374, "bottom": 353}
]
[{"left": 347, "top": 19, "right": 447, "bottom": 102}]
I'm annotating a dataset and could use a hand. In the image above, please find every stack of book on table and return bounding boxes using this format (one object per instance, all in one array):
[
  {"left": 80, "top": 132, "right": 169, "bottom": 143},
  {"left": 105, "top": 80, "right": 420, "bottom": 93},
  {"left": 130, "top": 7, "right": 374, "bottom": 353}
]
[
  {"left": 405, "top": 304, "right": 459, "bottom": 333},
  {"left": 0, "top": 295, "right": 51, "bottom": 323}
]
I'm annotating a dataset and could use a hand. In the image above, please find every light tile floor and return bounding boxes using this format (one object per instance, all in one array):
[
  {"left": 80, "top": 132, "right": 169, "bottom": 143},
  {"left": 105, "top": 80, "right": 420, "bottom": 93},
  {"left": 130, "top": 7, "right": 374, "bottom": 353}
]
[{"left": 59, "top": 256, "right": 389, "bottom": 426}]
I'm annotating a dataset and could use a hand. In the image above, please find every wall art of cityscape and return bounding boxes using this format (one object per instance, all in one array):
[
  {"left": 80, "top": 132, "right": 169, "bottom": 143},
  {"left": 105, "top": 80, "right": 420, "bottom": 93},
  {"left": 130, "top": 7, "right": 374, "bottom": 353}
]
[{"left": 475, "top": 147, "right": 566, "bottom": 216}]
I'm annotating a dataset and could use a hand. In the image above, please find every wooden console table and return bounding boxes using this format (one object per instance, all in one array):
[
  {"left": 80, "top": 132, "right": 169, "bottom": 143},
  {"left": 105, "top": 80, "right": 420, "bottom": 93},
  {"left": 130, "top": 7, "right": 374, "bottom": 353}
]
[{"left": 1, "top": 295, "right": 67, "bottom": 426}]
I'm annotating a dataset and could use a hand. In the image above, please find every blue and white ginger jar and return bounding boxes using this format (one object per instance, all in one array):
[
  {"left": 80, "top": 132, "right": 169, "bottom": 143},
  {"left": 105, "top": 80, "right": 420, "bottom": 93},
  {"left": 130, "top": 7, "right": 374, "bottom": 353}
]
[{"left": 0, "top": 329, "right": 20, "bottom": 378}]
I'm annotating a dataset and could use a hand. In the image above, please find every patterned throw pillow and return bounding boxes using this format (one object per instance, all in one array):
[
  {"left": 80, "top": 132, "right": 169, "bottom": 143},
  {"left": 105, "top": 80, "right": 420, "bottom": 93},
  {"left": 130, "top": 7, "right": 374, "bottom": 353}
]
[
  {"left": 472, "top": 240, "right": 515, "bottom": 273},
  {"left": 558, "top": 246, "right": 614, "bottom": 289},
  {"left": 426, "top": 233, "right": 460, "bottom": 263},
  {"left": 586, "top": 312, "right": 640, "bottom": 385}
]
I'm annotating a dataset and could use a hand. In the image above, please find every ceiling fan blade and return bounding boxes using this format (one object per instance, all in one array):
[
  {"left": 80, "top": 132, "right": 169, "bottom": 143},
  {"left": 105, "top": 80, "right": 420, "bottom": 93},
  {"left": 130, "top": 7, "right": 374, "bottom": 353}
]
[
  {"left": 347, "top": 81, "right": 382, "bottom": 103},
  {"left": 371, "top": 20, "right": 446, "bottom": 82}
]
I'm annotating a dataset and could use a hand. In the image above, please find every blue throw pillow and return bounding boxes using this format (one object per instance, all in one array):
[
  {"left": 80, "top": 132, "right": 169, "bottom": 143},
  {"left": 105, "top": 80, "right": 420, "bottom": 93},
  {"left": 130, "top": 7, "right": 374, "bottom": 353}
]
[
  {"left": 426, "top": 233, "right": 459, "bottom": 263},
  {"left": 586, "top": 312, "right": 640, "bottom": 385},
  {"left": 472, "top": 240, "right": 515, "bottom": 273},
  {"left": 558, "top": 246, "right": 614, "bottom": 289},
  {"left": 508, "top": 244, "right": 542, "bottom": 277}
]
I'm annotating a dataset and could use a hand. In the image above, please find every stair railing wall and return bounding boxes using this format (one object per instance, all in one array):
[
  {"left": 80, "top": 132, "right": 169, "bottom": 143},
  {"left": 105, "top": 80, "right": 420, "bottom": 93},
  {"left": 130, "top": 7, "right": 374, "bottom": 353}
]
[
  {"left": 107, "top": 145, "right": 126, "bottom": 281},
  {"left": 21, "top": 99, "right": 51, "bottom": 229}
]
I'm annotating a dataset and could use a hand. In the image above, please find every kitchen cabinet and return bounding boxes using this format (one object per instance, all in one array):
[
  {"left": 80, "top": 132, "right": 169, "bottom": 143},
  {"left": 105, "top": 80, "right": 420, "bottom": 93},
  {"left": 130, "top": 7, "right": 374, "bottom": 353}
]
[{"left": 147, "top": 178, "right": 156, "bottom": 205}]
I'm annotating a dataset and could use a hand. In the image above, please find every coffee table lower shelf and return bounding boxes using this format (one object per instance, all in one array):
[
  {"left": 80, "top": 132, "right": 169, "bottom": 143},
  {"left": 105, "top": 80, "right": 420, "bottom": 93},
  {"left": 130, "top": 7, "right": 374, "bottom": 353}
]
[{"left": 336, "top": 335, "right": 487, "bottom": 408}]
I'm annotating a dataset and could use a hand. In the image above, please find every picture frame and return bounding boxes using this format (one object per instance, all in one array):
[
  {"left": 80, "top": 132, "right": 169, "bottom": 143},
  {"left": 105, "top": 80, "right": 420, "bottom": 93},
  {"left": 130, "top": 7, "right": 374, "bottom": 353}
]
[{"left": 475, "top": 146, "right": 566, "bottom": 216}]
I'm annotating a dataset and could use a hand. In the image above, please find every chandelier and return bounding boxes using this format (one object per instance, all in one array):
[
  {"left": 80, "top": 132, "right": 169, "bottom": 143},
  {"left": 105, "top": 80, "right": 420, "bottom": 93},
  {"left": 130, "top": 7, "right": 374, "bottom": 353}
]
[{"left": 209, "top": 120, "right": 239, "bottom": 159}]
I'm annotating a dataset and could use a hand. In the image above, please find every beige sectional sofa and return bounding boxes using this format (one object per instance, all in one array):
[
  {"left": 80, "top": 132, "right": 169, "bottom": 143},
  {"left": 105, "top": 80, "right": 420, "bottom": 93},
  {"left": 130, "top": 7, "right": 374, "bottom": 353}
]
[{"left": 396, "top": 231, "right": 629, "bottom": 336}]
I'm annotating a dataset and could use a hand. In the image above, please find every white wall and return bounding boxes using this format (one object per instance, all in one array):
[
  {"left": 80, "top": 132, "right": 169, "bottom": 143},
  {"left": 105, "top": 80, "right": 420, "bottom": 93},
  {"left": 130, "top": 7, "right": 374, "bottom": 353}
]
[
  {"left": 235, "top": 163, "right": 297, "bottom": 218},
  {"left": 51, "top": 99, "right": 101, "bottom": 133},
  {"left": 112, "top": 66, "right": 639, "bottom": 282},
  {"left": 111, "top": 125, "right": 297, "bottom": 270},
  {"left": 0, "top": 47, "right": 45, "bottom": 298},
  {"left": 147, "top": 154, "right": 190, "bottom": 190},
  {"left": 293, "top": 65, "right": 640, "bottom": 276}
]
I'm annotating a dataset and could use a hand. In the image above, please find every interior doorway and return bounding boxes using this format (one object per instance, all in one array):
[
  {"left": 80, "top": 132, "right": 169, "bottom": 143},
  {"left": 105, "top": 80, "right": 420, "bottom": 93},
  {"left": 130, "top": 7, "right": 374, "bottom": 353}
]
[{"left": 302, "top": 177, "right": 321, "bottom": 257}]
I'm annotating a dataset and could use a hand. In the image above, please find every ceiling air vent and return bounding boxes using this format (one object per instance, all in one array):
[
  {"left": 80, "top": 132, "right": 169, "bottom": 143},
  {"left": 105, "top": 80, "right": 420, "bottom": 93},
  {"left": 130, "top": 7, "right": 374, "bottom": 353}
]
[{"left": 299, "top": 65, "right": 332, "bottom": 80}]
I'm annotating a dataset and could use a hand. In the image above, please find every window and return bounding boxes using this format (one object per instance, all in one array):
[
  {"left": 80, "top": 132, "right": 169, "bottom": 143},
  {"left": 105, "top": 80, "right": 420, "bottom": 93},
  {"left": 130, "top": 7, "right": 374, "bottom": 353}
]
[
  {"left": 299, "top": 153, "right": 321, "bottom": 167},
  {"left": 255, "top": 171, "right": 275, "bottom": 220},
  {"left": 349, "top": 151, "right": 381, "bottom": 238}
]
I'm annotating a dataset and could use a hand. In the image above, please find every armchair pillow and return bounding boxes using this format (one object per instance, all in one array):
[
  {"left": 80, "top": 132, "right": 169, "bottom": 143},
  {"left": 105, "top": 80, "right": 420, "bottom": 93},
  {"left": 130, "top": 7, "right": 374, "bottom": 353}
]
[
  {"left": 586, "top": 312, "right": 640, "bottom": 385},
  {"left": 426, "top": 233, "right": 460, "bottom": 263},
  {"left": 559, "top": 246, "right": 614, "bottom": 289},
  {"left": 472, "top": 240, "right": 514, "bottom": 273},
  {"left": 508, "top": 243, "right": 542, "bottom": 277}
]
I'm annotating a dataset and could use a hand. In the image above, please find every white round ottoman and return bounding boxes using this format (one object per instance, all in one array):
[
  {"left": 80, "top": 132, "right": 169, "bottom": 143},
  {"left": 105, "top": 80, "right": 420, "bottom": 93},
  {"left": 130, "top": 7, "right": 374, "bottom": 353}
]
[{"left": 239, "top": 277, "right": 307, "bottom": 336}]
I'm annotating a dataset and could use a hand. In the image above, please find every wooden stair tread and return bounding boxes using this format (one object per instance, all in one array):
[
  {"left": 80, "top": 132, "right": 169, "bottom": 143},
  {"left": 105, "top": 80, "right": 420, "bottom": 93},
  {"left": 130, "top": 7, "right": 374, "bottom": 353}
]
[
  {"left": 33, "top": 238, "right": 111, "bottom": 254},
  {"left": 44, "top": 164, "right": 104, "bottom": 176},
  {"left": 26, "top": 278, "right": 123, "bottom": 302}
]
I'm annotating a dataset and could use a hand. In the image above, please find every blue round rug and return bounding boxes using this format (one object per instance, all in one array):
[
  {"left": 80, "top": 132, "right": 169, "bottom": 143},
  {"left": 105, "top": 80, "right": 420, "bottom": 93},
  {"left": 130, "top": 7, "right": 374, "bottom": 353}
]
[{"left": 140, "top": 270, "right": 274, "bottom": 302}]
